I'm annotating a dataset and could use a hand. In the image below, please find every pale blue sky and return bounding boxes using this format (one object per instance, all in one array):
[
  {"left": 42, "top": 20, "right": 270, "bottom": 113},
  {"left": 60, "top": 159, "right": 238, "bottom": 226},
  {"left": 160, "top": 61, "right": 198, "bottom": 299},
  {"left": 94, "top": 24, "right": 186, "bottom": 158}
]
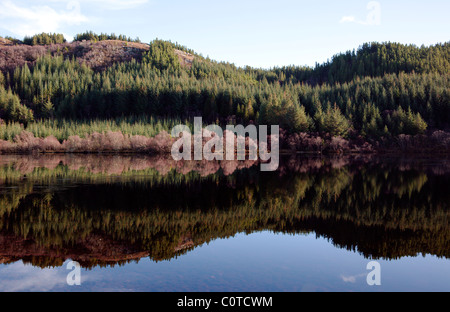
[{"left": 0, "top": 0, "right": 449, "bottom": 68}]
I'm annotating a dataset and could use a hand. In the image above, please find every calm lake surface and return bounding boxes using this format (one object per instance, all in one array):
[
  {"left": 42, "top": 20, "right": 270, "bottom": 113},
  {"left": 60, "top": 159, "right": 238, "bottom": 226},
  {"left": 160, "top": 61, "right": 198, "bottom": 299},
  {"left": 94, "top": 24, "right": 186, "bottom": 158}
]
[{"left": 0, "top": 154, "right": 448, "bottom": 292}]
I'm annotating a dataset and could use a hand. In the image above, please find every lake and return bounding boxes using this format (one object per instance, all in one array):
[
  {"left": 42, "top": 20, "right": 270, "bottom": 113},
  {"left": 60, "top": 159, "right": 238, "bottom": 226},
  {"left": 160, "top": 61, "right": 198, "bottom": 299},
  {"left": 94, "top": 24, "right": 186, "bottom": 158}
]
[{"left": 0, "top": 154, "right": 448, "bottom": 292}]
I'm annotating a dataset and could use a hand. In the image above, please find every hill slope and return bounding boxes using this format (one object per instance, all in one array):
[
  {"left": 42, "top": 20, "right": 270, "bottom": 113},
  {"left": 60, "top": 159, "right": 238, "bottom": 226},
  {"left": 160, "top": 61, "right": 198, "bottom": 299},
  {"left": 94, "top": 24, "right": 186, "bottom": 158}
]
[
  {"left": 0, "top": 38, "right": 196, "bottom": 73},
  {"left": 0, "top": 36, "right": 449, "bottom": 149}
]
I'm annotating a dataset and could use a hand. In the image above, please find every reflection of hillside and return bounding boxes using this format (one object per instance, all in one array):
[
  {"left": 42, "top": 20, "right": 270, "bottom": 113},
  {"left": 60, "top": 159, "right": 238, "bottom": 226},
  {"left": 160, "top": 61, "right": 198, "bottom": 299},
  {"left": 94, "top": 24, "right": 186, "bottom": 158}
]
[
  {"left": 0, "top": 155, "right": 258, "bottom": 178},
  {"left": 0, "top": 232, "right": 150, "bottom": 268},
  {"left": 0, "top": 155, "right": 448, "bottom": 268}
]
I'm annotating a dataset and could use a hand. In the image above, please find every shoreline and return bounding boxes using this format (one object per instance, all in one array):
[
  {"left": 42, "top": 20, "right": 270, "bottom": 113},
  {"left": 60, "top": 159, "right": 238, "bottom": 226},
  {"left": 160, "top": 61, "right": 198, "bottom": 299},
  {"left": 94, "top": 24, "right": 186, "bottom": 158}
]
[
  {"left": 0, "top": 129, "right": 449, "bottom": 156},
  {"left": 1, "top": 149, "right": 450, "bottom": 156}
]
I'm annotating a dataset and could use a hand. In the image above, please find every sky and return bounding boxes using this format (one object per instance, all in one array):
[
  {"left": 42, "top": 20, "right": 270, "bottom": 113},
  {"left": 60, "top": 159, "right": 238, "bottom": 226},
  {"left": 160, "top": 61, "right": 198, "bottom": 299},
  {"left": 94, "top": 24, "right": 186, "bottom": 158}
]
[{"left": 0, "top": 0, "right": 449, "bottom": 68}]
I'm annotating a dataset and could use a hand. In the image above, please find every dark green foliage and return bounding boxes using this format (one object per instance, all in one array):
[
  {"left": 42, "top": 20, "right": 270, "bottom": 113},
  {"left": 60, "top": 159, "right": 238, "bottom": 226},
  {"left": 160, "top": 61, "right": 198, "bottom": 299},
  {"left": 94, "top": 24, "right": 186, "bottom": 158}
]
[
  {"left": 73, "top": 31, "right": 141, "bottom": 43},
  {"left": 143, "top": 39, "right": 181, "bottom": 72},
  {"left": 8, "top": 52, "right": 446, "bottom": 136},
  {"left": 2, "top": 38, "right": 449, "bottom": 139},
  {"left": 259, "top": 94, "right": 311, "bottom": 133},
  {"left": 0, "top": 85, "right": 34, "bottom": 124},
  {"left": 275, "top": 42, "right": 450, "bottom": 85},
  {"left": 387, "top": 107, "right": 428, "bottom": 135},
  {"left": 23, "top": 33, "right": 66, "bottom": 46},
  {"left": 314, "top": 103, "right": 351, "bottom": 137},
  {"left": 360, "top": 103, "right": 384, "bottom": 138}
]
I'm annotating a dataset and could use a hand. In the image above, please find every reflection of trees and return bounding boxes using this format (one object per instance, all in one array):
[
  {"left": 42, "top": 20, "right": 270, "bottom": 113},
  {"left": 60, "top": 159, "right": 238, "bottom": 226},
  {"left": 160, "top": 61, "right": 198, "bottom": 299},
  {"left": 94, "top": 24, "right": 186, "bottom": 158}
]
[{"left": 0, "top": 155, "right": 448, "bottom": 268}]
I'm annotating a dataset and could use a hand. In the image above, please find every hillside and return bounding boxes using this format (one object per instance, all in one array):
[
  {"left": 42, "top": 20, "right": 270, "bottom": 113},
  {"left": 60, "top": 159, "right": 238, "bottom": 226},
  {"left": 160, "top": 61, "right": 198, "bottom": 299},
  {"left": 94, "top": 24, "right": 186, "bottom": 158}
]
[
  {"left": 0, "top": 39, "right": 148, "bottom": 72},
  {"left": 0, "top": 37, "right": 195, "bottom": 72},
  {"left": 0, "top": 33, "right": 449, "bottom": 153},
  {"left": 0, "top": 37, "right": 13, "bottom": 46},
  {"left": 274, "top": 42, "right": 450, "bottom": 85}
]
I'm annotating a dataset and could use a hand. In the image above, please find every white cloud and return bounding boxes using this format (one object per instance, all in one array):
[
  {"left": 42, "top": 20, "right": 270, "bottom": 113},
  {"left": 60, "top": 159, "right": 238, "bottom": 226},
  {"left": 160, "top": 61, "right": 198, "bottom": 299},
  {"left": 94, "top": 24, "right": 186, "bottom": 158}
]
[
  {"left": 0, "top": 261, "right": 66, "bottom": 292},
  {"left": 48, "top": 0, "right": 150, "bottom": 10},
  {"left": 340, "top": 16, "right": 356, "bottom": 23},
  {"left": 340, "top": 273, "right": 366, "bottom": 283},
  {"left": 339, "top": 16, "right": 369, "bottom": 26},
  {"left": 0, "top": 260, "right": 98, "bottom": 292},
  {"left": 339, "top": 1, "right": 381, "bottom": 26},
  {"left": 90, "top": 0, "right": 149, "bottom": 10},
  {"left": 0, "top": 0, "right": 89, "bottom": 37}
]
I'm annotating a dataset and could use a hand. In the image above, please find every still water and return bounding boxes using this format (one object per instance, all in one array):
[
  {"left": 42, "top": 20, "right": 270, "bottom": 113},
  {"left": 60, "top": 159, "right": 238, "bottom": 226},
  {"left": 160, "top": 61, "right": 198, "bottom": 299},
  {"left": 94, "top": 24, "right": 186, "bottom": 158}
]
[{"left": 0, "top": 154, "right": 448, "bottom": 292}]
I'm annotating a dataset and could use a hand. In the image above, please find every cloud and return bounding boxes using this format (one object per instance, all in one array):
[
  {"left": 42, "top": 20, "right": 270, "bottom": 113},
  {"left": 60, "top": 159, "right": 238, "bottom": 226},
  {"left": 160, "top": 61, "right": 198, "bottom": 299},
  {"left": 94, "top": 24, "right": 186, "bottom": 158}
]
[
  {"left": 0, "top": 260, "right": 98, "bottom": 292},
  {"left": 339, "top": 16, "right": 370, "bottom": 26},
  {"left": 340, "top": 16, "right": 356, "bottom": 23},
  {"left": 90, "top": 0, "right": 149, "bottom": 10},
  {"left": 0, "top": 0, "right": 89, "bottom": 37},
  {"left": 340, "top": 273, "right": 366, "bottom": 284},
  {"left": 339, "top": 1, "right": 381, "bottom": 26},
  {"left": 48, "top": 0, "right": 150, "bottom": 10},
  {"left": 0, "top": 261, "right": 67, "bottom": 292}
]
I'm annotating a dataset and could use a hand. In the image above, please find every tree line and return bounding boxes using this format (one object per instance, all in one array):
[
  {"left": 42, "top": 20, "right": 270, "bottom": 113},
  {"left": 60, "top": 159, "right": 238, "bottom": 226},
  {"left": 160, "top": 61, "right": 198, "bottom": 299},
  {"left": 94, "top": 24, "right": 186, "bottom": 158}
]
[
  {"left": 5, "top": 31, "right": 142, "bottom": 46},
  {"left": 73, "top": 31, "right": 141, "bottom": 43},
  {"left": 23, "top": 32, "right": 67, "bottom": 46}
]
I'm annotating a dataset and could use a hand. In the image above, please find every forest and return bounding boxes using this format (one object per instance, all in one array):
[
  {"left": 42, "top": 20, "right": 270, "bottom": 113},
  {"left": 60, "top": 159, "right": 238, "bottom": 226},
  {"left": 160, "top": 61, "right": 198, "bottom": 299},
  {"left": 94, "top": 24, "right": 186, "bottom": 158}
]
[{"left": 0, "top": 32, "right": 449, "bottom": 153}]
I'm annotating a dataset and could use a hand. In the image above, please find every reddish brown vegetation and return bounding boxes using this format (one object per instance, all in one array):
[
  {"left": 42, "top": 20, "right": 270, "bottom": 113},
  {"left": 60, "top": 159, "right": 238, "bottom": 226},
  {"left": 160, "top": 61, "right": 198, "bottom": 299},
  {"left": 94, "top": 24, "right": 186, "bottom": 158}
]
[
  {"left": 279, "top": 129, "right": 450, "bottom": 154},
  {"left": 174, "top": 49, "right": 195, "bottom": 68},
  {"left": 378, "top": 131, "right": 450, "bottom": 154},
  {"left": 0, "top": 130, "right": 175, "bottom": 154},
  {"left": 1, "top": 127, "right": 449, "bottom": 156},
  {"left": 0, "top": 37, "right": 13, "bottom": 46},
  {"left": 279, "top": 129, "right": 374, "bottom": 154},
  {"left": 0, "top": 40, "right": 150, "bottom": 73},
  {"left": 0, "top": 39, "right": 195, "bottom": 73},
  {"left": 0, "top": 232, "right": 150, "bottom": 268}
]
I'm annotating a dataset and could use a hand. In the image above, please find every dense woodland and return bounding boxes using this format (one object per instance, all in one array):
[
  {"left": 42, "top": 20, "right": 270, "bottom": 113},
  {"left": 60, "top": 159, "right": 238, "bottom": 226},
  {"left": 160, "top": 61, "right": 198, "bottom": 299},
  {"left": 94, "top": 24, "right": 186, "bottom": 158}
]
[{"left": 0, "top": 33, "right": 449, "bottom": 148}]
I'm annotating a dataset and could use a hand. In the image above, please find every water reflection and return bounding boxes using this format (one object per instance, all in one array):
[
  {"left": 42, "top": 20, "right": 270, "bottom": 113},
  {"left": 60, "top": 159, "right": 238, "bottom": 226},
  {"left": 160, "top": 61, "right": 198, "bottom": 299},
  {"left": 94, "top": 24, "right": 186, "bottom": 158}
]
[{"left": 0, "top": 154, "right": 448, "bottom": 269}]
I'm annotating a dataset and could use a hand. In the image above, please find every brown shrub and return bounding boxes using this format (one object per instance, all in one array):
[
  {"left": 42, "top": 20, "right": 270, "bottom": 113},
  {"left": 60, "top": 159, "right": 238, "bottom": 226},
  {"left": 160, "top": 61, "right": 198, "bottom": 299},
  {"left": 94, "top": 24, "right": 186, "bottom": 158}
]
[
  {"left": 62, "top": 135, "right": 84, "bottom": 152},
  {"left": 13, "top": 131, "right": 41, "bottom": 151},
  {"left": 327, "top": 137, "right": 350, "bottom": 153},
  {"left": 103, "top": 131, "right": 130, "bottom": 151},
  {"left": 129, "top": 135, "right": 152, "bottom": 152},
  {"left": 0, "top": 140, "right": 14, "bottom": 153},
  {"left": 42, "top": 136, "right": 62, "bottom": 152},
  {"left": 431, "top": 131, "right": 450, "bottom": 149},
  {"left": 149, "top": 131, "right": 173, "bottom": 153},
  {"left": 285, "top": 133, "right": 323, "bottom": 152}
]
